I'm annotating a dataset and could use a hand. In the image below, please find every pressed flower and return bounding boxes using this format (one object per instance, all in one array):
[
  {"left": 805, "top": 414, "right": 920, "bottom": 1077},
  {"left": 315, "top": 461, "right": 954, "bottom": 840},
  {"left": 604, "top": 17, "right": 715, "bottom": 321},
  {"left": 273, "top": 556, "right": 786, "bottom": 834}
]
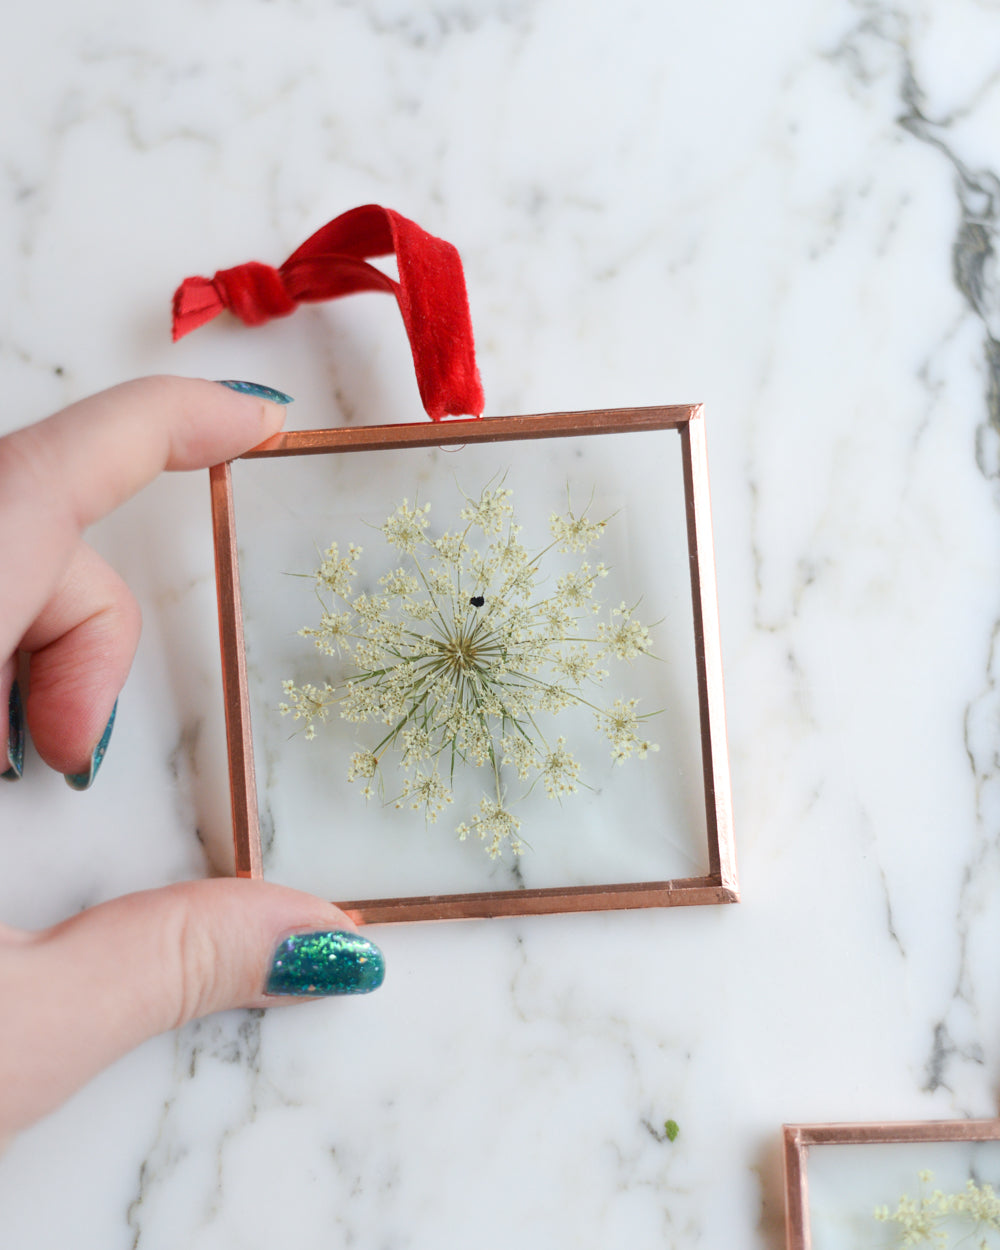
[
  {"left": 598, "top": 602, "right": 652, "bottom": 660},
  {"left": 317, "top": 542, "right": 362, "bottom": 596},
  {"left": 381, "top": 499, "right": 431, "bottom": 553},
  {"left": 457, "top": 797, "right": 523, "bottom": 858},
  {"left": 394, "top": 768, "right": 453, "bottom": 821},
  {"left": 874, "top": 1171, "right": 1000, "bottom": 1247},
  {"left": 549, "top": 505, "right": 607, "bottom": 553},
  {"left": 540, "top": 738, "right": 580, "bottom": 798},
  {"left": 459, "top": 484, "right": 514, "bottom": 534},
  {"left": 281, "top": 482, "right": 659, "bottom": 857}
]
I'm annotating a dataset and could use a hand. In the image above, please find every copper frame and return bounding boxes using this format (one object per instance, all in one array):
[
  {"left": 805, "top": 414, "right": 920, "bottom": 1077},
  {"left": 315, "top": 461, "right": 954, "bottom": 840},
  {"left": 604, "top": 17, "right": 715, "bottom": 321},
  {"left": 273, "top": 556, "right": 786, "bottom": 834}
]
[
  {"left": 209, "top": 404, "right": 737, "bottom": 923},
  {"left": 783, "top": 1119, "right": 1000, "bottom": 1250}
]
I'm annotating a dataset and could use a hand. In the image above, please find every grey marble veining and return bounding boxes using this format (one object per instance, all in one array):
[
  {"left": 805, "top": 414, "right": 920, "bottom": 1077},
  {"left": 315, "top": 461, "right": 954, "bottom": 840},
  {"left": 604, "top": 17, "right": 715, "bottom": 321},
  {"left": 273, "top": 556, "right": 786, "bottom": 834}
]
[{"left": 2, "top": 0, "right": 1000, "bottom": 1246}]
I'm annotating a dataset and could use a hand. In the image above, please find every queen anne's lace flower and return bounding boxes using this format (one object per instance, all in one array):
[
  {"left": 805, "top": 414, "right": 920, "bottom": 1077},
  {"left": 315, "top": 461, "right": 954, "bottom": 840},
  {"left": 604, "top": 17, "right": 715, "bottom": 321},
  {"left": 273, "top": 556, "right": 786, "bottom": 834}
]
[
  {"left": 557, "top": 563, "right": 602, "bottom": 611},
  {"left": 460, "top": 484, "right": 514, "bottom": 534},
  {"left": 598, "top": 602, "right": 651, "bottom": 660},
  {"left": 317, "top": 542, "right": 362, "bottom": 596},
  {"left": 433, "top": 531, "right": 470, "bottom": 565},
  {"left": 541, "top": 738, "right": 580, "bottom": 798},
  {"left": 281, "top": 483, "right": 658, "bottom": 857},
  {"left": 501, "top": 733, "right": 539, "bottom": 779},
  {"left": 557, "top": 646, "right": 606, "bottom": 686},
  {"left": 395, "top": 769, "right": 453, "bottom": 821},
  {"left": 278, "top": 680, "right": 333, "bottom": 740},
  {"left": 381, "top": 499, "right": 431, "bottom": 553},
  {"left": 347, "top": 750, "right": 378, "bottom": 781},
  {"left": 874, "top": 1171, "right": 1000, "bottom": 1248},
  {"left": 379, "top": 568, "right": 420, "bottom": 597},
  {"left": 456, "top": 797, "right": 523, "bottom": 858},
  {"left": 549, "top": 506, "right": 607, "bottom": 553},
  {"left": 601, "top": 698, "right": 661, "bottom": 763},
  {"left": 300, "top": 610, "right": 354, "bottom": 656}
]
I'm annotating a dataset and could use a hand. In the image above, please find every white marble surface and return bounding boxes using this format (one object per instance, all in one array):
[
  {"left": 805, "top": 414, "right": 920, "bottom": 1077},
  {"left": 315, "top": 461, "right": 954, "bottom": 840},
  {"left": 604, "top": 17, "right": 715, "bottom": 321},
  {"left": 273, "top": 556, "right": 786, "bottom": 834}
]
[{"left": 2, "top": 0, "right": 1000, "bottom": 1245}]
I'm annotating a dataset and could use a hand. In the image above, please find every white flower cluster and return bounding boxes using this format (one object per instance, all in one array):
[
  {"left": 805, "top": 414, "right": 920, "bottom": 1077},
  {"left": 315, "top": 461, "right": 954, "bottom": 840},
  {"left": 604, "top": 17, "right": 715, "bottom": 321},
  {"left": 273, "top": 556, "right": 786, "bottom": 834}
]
[
  {"left": 280, "top": 482, "right": 659, "bottom": 857},
  {"left": 874, "top": 1171, "right": 1000, "bottom": 1248}
]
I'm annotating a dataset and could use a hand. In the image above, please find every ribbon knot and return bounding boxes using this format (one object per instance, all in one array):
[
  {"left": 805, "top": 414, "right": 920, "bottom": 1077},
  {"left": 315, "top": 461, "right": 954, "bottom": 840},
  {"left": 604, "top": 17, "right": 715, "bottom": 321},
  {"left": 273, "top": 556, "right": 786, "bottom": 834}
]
[
  {"left": 171, "top": 204, "right": 484, "bottom": 422},
  {"left": 213, "top": 261, "right": 298, "bottom": 326}
]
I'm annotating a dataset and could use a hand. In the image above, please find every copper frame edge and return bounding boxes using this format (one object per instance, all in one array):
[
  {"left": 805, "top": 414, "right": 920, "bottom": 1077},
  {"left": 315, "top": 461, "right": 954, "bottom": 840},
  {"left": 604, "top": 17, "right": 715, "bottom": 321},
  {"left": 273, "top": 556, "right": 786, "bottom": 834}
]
[
  {"left": 209, "top": 462, "right": 262, "bottom": 879},
  {"left": 339, "top": 875, "right": 739, "bottom": 926},
  {"left": 783, "top": 1126, "right": 809, "bottom": 1250},
  {"left": 211, "top": 404, "right": 735, "bottom": 920},
  {"left": 681, "top": 406, "right": 736, "bottom": 889},
  {"left": 244, "top": 405, "right": 700, "bottom": 459},
  {"left": 782, "top": 1119, "right": 1000, "bottom": 1250}
]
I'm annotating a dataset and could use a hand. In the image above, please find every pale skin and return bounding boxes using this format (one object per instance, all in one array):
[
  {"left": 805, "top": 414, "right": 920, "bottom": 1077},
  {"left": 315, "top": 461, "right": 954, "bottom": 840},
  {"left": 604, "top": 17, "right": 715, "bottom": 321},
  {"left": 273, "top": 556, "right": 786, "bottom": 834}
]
[{"left": 0, "top": 377, "right": 359, "bottom": 1144}]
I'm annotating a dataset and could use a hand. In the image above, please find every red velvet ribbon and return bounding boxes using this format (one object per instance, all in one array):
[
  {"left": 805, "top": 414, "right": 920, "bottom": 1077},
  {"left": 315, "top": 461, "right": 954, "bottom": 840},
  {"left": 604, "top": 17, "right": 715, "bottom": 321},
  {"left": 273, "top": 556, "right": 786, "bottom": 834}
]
[{"left": 172, "top": 205, "right": 484, "bottom": 421}]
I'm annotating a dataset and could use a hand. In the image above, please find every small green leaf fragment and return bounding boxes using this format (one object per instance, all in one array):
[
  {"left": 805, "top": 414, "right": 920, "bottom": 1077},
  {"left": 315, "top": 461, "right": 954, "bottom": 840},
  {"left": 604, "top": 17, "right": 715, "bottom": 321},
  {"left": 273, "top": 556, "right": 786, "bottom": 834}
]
[{"left": 664, "top": 1119, "right": 679, "bottom": 1142}]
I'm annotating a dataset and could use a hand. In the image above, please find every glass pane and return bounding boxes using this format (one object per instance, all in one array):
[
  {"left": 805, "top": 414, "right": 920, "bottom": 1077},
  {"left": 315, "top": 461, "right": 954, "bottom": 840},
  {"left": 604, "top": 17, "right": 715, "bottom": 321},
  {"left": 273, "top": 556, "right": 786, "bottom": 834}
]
[
  {"left": 808, "top": 1138, "right": 1000, "bottom": 1249},
  {"left": 231, "top": 427, "right": 709, "bottom": 900}
]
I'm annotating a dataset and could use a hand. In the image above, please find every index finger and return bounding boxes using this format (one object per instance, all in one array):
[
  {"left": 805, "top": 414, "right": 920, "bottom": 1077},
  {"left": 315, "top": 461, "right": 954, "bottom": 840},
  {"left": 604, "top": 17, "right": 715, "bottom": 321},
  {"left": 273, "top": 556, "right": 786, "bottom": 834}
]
[{"left": 0, "top": 376, "right": 290, "bottom": 660}]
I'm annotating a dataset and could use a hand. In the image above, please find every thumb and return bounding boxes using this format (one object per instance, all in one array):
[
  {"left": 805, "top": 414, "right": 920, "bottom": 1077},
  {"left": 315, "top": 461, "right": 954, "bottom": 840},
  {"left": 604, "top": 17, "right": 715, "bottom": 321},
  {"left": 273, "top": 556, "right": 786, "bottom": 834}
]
[{"left": 1, "top": 879, "right": 384, "bottom": 1138}]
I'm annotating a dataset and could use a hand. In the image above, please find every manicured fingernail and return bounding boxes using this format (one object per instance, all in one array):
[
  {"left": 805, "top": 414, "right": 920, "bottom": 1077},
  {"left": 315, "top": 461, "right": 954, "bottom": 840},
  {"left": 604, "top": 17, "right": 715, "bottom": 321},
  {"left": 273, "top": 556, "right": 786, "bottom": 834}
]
[
  {"left": 216, "top": 380, "right": 294, "bottom": 404},
  {"left": 265, "top": 930, "right": 385, "bottom": 997},
  {"left": 64, "top": 700, "right": 117, "bottom": 791},
  {"left": 2, "top": 681, "right": 24, "bottom": 781}
]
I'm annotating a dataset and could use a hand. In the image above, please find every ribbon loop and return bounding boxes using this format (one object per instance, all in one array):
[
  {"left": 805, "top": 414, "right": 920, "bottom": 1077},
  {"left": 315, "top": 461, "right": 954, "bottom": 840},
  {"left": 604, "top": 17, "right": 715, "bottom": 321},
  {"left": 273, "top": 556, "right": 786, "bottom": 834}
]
[{"left": 171, "top": 205, "right": 484, "bottom": 422}]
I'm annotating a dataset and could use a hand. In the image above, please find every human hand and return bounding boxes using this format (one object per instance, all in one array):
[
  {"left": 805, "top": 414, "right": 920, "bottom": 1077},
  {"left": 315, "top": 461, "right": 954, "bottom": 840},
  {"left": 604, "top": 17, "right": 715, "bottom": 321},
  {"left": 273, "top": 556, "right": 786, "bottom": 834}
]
[{"left": 0, "top": 377, "right": 384, "bottom": 1144}]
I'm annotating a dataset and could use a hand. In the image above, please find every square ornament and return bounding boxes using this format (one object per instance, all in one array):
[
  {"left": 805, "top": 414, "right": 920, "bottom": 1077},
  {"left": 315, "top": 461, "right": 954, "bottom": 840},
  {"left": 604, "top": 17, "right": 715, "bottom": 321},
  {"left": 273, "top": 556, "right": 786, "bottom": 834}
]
[{"left": 209, "top": 404, "right": 737, "bottom": 923}]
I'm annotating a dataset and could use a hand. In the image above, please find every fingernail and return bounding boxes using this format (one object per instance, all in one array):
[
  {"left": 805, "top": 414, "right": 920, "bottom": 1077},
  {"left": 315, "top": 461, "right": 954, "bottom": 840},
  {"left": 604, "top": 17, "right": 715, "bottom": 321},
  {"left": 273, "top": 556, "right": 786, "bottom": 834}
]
[
  {"left": 265, "top": 930, "right": 385, "bottom": 997},
  {"left": 216, "top": 380, "right": 294, "bottom": 404},
  {"left": 64, "top": 700, "right": 117, "bottom": 791},
  {"left": 2, "top": 681, "right": 24, "bottom": 781}
]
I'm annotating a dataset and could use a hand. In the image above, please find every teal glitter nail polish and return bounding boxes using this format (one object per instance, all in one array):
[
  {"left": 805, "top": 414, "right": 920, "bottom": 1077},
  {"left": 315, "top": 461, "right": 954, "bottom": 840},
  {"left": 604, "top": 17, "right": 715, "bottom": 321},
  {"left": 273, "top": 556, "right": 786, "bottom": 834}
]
[
  {"left": 65, "top": 700, "right": 117, "bottom": 791},
  {"left": 266, "top": 930, "right": 385, "bottom": 997},
  {"left": 216, "top": 380, "right": 294, "bottom": 404},
  {"left": 3, "top": 681, "right": 24, "bottom": 781}
]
